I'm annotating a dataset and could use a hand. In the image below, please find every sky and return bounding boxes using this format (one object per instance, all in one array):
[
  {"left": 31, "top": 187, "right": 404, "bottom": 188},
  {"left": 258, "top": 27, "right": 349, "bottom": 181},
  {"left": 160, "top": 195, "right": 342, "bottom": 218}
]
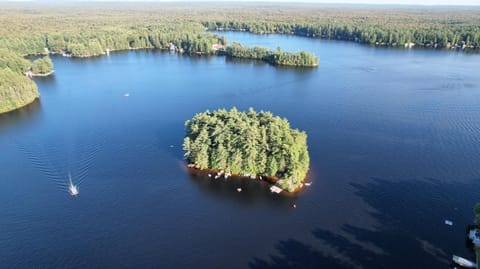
[{"left": 4, "top": 0, "right": 480, "bottom": 5}]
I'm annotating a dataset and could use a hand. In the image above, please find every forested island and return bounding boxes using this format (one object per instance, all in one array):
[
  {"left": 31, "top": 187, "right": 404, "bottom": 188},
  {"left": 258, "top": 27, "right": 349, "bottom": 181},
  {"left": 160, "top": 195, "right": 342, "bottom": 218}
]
[
  {"left": 183, "top": 108, "right": 310, "bottom": 192},
  {"left": 224, "top": 43, "right": 319, "bottom": 67},
  {"left": 1, "top": 3, "right": 479, "bottom": 113}
]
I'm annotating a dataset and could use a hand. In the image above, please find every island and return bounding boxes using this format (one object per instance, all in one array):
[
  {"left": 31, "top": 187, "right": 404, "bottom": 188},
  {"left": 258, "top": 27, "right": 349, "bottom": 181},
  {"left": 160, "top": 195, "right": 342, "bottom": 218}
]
[
  {"left": 1, "top": 3, "right": 478, "bottom": 114},
  {"left": 224, "top": 43, "right": 319, "bottom": 67},
  {"left": 183, "top": 108, "right": 310, "bottom": 192}
]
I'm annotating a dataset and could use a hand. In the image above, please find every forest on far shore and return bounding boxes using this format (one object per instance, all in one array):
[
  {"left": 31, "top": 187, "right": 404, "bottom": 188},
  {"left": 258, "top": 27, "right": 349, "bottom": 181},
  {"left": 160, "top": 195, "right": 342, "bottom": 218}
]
[{"left": 0, "top": 3, "right": 478, "bottom": 114}]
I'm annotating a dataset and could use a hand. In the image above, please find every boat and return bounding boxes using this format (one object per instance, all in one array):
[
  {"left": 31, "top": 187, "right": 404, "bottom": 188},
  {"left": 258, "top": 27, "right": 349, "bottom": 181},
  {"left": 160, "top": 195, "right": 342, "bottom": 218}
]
[
  {"left": 270, "top": 185, "right": 282, "bottom": 194},
  {"left": 452, "top": 255, "right": 477, "bottom": 268},
  {"left": 68, "top": 174, "right": 79, "bottom": 196}
]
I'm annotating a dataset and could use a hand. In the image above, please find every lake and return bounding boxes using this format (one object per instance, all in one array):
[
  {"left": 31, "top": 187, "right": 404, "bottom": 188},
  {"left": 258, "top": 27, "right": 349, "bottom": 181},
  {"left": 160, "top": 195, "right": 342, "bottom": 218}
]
[{"left": 1, "top": 31, "right": 480, "bottom": 268}]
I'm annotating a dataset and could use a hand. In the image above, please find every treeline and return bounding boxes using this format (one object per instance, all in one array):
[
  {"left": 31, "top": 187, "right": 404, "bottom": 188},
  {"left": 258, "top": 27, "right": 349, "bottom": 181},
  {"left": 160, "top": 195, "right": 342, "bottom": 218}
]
[
  {"left": 224, "top": 43, "right": 319, "bottom": 67},
  {"left": 1, "top": 3, "right": 479, "bottom": 52},
  {"left": 1, "top": 27, "right": 227, "bottom": 58},
  {"left": 200, "top": 5, "right": 480, "bottom": 50},
  {"left": 0, "top": 49, "right": 31, "bottom": 74},
  {"left": 1, "top": 3, "right": 477, "bottom": 113},
  {"left": 183, "top": 108, "right": 310, "bottom": 192},
  {"left": 207, "top": 20, "right": 480, "bottom": 49}
]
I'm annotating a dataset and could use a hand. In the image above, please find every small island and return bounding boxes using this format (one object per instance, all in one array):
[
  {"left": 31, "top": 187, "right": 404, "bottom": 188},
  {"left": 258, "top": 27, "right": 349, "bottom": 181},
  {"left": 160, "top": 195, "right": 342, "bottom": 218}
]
[
  {"left": 224, "top": 43, "right": 319, "bottom": 67},
  {"left": 183, "top": 108, "right": 310, "bottom": 192}
]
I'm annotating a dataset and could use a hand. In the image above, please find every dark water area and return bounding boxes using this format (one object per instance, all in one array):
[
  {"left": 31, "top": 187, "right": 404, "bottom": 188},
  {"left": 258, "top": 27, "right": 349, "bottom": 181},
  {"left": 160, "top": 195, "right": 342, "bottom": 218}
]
[{"left": 1, "top": 32, "right": 480, "bottom": 268}]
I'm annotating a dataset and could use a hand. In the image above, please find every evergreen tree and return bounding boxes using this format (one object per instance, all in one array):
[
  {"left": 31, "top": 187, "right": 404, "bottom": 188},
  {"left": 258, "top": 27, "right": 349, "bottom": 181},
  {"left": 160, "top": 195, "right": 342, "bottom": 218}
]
[{"left": 184, "top": 108, "right": 310, "bottom": 192}]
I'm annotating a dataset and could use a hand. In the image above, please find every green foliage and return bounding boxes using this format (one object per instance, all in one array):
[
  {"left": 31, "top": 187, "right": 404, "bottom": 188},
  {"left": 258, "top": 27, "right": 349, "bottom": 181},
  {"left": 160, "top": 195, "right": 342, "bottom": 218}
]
[
  {"left": 0, "top": 20, "right": 227, "bottom": 58},
  {"left": 225, "top": 42, "right": 319, "bottom": 67},
  {"left": 0, "top": 49, "right": 31, "bottom": 74},
  {"left": 475, "top": 203, "right": 480, "bottom": 225},
  {"left": 32, "top": 56, "right": 53, "bottom": 75},
  {"left": 183, "top": 108, "right": 310, "bottom": 191},
  {"left": 0, "top": 68, "right": 39, "bottom": 114},
  {"left": 0, "top": 49, "right": 41, "bottom": 113},
  {"left": 2, "top": 3, "right": 477, "bottom": 113},
  {"left": 202, "top": 6, "right": 480, "bottom": 50}
]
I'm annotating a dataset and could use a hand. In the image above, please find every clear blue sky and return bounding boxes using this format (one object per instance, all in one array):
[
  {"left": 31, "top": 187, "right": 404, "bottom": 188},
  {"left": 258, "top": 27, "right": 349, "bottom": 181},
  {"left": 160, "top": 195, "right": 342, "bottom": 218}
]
[{"left": 5, "top": 0, "right": 480, "bottom": 5}]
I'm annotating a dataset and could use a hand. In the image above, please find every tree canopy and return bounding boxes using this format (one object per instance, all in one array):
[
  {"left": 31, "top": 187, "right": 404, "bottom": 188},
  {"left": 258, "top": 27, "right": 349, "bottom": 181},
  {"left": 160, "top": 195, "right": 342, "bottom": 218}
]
[
  {"left": 0, "top": 68, "right": 38, "bottom": 114},
  {"left": 32, "top": 56, "right": 53, "bottom": 75},
  {"left": 183, "top": 108, "right": 310, "bottom": 192},
  {"left": 224, "top": 43, "right": 319, "bottom": 67},
  {"left": 1, "top": 3, "right": 477, "bottom": 113}
]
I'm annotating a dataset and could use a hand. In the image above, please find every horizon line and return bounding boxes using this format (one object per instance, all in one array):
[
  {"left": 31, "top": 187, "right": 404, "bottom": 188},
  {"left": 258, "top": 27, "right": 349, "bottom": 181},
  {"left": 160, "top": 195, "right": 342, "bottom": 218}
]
[{"left": 1, "top": 1, "right": 480, "bottom": 6}]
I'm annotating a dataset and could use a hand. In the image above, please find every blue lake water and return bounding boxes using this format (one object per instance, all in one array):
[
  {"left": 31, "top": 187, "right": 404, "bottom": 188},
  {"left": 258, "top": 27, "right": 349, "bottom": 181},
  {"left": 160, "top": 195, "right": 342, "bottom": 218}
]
[{"left": 1, "top": 31, "right": 480, "bottom": 268}]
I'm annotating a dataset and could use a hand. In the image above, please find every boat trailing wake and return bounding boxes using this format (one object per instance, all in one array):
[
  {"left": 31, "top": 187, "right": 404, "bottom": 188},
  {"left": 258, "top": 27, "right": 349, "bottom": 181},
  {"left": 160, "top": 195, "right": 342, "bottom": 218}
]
[
  {"left": 68, "top": 173, "right": 79, "bottom": 196},
  {"left": 18, "top": 132, "right": 104, "bottom": 197}
]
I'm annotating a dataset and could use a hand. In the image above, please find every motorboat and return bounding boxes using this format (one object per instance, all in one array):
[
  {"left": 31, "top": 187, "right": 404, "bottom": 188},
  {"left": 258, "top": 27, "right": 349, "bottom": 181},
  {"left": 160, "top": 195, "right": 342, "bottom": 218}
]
[{"left": 68, "top": 174, "right": 79, "bottom": 196}]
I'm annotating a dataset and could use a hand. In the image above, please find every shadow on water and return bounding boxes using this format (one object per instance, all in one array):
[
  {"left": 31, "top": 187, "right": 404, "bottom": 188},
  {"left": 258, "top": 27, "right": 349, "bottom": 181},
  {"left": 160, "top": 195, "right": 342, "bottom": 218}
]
[
  {"left": 224, "top": 56, "right": 268, "bottom": 67},
  {"left": 187, "top": 172, "right": 298, "bottom": 207},
  {"left": 0, "top": 99, "right": 42, "bottom": 132},
  {"left": 249, "top": 178, "right": 479, "bottom": 269},
  {"left": 224, "top": 56, "right": 319, "bottom": 74}
]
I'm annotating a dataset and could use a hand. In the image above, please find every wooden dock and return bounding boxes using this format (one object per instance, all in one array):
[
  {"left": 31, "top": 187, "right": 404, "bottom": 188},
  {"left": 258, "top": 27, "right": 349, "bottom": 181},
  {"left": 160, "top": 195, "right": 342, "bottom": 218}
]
[{"left": 270, "top": 185, "right": 282, "bottom": 194}]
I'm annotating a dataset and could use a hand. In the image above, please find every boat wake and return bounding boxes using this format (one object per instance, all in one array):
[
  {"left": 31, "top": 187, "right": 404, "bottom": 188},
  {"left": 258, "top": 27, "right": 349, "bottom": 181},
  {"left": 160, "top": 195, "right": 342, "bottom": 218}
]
[{"left": 18, "top": 132, "right": 104, "bottom": 197}]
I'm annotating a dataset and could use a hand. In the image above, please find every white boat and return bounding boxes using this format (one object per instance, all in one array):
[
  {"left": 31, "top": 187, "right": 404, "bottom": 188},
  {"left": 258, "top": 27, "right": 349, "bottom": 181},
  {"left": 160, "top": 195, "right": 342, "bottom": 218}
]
[
  {"left": 270, "top": 185, "right": 282, "bottom": 194},
  {"left": 452, "top": 255, "right": 477, "bottom": 268},
  {"left": 68, "top": 174, "right": 79, "bottom": 196}
]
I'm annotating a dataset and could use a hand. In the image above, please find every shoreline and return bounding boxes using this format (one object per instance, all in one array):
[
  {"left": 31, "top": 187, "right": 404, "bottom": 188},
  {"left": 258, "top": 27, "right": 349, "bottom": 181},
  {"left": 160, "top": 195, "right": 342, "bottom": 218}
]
[
  {"left": 25, "top": 46, "right": 318, "bottom": 68},
  {"left": 186, "top": 164, "right": 307, "bottom": 194},
  {"left": 31, "top": 70, "right": 54, "bottom": 77},
  {"left": 210, "top": 29, "right": 480, "bottom": 53},
  {"left": 0, "top": 96, "right": 39, "bottom": 115}
]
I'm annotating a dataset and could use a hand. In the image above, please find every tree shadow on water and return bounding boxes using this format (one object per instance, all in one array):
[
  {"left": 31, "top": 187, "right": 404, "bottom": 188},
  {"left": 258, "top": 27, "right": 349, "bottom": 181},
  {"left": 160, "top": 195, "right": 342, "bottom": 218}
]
[{"left": 250, "top": 177, "right": 479, "bottom": 269}]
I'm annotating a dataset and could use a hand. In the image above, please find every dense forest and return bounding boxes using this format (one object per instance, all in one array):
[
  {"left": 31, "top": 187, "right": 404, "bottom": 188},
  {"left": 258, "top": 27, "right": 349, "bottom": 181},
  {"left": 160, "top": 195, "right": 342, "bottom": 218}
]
[
  {"left": 183, "top": 108, "right": 310, "bottom": 192},
  {"left": 0, "top": 68, "right": 38, "bottom": 114},
  {"left": 0, "top": 49, "right": 45, "bottom": 113},
  {"left": 224, "top": 43, "right": 319, "bottom": 67},
  {"left": 201, "top": 5, "right": 480, "bottom": 49},
  {"left": 0, "top": 3, "right": 478, "bottom": 113},
  {"left": 1, "top": 3, "right": 478, "bottom": 53}
]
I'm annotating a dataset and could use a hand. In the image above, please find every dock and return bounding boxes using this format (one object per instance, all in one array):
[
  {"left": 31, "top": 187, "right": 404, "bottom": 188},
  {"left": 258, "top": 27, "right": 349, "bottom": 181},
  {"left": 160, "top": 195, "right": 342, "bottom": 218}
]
[{"left": 270, "top": 185, "right": 282, "bottom": 194}]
